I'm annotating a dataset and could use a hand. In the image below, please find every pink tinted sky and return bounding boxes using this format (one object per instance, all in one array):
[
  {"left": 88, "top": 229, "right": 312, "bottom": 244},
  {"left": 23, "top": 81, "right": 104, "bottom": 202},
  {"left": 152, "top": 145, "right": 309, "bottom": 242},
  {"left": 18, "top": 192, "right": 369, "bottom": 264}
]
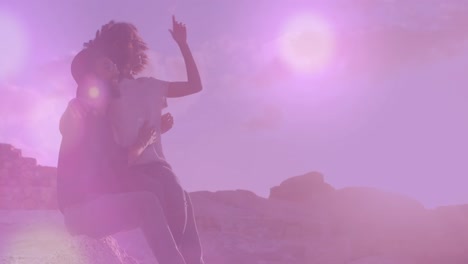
[{"left": 0, "top": 0, "right": 467, "bottom": 208}]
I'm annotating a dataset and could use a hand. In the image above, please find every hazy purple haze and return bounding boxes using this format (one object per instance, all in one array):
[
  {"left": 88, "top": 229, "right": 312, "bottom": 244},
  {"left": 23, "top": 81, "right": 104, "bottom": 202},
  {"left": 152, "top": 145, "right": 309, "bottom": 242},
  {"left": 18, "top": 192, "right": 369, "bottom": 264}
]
[{"left": 1, "top": 0, "right": 467, "bottom": 208}]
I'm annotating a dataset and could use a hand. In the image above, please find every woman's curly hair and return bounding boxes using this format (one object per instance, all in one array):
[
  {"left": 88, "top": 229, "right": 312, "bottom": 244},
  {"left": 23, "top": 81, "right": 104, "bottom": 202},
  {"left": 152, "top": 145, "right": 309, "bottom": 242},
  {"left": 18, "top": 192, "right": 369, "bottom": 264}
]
[{"left": 84, "top": 21, "right": 149, "bottom": 76}]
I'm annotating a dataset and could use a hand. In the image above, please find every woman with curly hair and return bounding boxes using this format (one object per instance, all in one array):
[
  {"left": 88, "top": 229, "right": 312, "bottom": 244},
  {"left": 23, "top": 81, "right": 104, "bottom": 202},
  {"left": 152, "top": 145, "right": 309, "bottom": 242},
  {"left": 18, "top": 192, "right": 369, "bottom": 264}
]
[
  {"left": 58, "top": 46, "right": 188, "bottom": 264},
  {"left": 64, "top": 15, "right": 204, "bottom": 264}
]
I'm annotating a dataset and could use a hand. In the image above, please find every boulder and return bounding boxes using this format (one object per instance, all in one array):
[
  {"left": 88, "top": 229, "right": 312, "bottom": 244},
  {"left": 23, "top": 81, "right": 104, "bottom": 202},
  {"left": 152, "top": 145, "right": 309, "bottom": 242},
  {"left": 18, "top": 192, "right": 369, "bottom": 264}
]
[
  {"left": 0, "top": 236, "right": 139, "bottom": 264},
  {"left": 269, "top": 172, "right": 335, "bottom": 203},
  {"left": 0, "top": 143, "right": 58, "bottom": 210},
  {"left": 0, "top": 144, "right": 21, "bottom": 161},
  {"left": 347, "top": 255, "right": 415, "bottom": 264},
  {"left": 0, "top": 211, "right": 139, "bottom": 264}
]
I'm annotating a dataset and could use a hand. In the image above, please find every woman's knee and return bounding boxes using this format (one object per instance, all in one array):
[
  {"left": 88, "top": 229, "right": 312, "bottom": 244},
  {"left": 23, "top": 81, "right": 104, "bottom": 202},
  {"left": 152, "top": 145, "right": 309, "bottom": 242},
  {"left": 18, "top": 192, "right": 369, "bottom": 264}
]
[
  {"left": 134, "top": 191, "right": 169, "bottom": 224},
  {"left": 137, "top": 191, "right": 162, "bottom": 210}
]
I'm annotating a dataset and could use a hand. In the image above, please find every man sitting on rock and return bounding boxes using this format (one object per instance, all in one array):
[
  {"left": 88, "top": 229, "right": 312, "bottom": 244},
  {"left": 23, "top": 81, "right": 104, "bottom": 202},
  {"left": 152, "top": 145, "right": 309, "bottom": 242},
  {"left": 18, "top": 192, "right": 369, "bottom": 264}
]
[
  {"left": 59, "top": 16, "right": 206, "bottom": 264},
  {"left": 56, "top": 46, "right": 188, "bottom": 264}
]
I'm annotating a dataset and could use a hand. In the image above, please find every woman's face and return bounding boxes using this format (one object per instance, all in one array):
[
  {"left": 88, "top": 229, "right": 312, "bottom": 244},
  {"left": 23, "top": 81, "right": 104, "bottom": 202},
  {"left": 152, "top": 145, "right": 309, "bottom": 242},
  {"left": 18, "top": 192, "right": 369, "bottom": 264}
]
[
  {"left": 94, "top": 56, "right": 119, "bottom": 84},
  {"left": 118, "top": 32, "right": 139, "bottom": 76},
  {"left": 112, "top": 26, "right": 146, "bottom": 77}
]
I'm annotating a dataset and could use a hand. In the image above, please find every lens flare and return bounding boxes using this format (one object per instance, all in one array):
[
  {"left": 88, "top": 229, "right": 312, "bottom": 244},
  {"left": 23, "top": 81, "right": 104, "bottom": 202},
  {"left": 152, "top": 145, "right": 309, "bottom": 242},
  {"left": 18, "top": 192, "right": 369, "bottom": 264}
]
[
  {"left": 26, "top": 95, "right": 67, "bottom": 158},
  {"left": 278, "top": 13, "right": 334, "bottom": 74},
  {"left": 0, "top": 11, "right": 28, "bottom": 80},
  {"left": 88, "top": 86, "right": 100, "bottom": 99}
]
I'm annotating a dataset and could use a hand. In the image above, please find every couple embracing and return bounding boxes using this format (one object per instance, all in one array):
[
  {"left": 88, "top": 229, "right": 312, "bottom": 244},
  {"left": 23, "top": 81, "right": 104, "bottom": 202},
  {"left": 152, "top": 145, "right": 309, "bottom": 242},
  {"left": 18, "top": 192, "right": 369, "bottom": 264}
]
[{"left": 57, "top": 16, "right": 204, "bottom": 264}]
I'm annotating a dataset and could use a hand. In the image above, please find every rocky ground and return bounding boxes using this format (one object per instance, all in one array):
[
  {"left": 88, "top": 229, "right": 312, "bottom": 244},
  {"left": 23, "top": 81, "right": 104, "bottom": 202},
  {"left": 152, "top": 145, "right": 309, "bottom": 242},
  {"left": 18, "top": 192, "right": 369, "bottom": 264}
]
[{"left": 1, "top": 143, "right": 468, "bottom": 263}]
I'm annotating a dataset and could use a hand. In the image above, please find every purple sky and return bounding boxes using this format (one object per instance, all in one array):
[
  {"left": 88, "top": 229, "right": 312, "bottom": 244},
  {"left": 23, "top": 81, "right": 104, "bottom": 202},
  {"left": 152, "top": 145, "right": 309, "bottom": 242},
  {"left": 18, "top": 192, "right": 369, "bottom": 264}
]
[{"left": 1, "top": 0, "right": 468, "bottom": 208}]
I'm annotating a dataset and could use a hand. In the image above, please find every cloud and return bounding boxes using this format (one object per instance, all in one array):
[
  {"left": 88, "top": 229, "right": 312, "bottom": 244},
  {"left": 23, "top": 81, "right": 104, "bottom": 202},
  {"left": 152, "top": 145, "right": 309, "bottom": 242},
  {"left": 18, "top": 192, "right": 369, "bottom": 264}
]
[
  {"left": 136, "top": 36, "right": 275, "bottom": 120},
  {"left": 0, "top": 57, "right": 75, "bottom": 165},
  {"left": 244, "top": 104, "right": 284, "bottom": 131},
  {"left": 250, "top": 56, "right": 292, "bottom": 90}
]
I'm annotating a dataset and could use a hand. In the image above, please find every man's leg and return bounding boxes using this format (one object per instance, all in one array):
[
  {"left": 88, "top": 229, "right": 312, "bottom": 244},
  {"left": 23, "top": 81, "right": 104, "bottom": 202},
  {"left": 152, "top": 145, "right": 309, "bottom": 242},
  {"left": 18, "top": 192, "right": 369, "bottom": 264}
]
[
  {"left": 179, "top": 191, "right": 205, "bottom": 264},
  {"left": 63, "top": 192, "right": 187, "bottom": 264}
]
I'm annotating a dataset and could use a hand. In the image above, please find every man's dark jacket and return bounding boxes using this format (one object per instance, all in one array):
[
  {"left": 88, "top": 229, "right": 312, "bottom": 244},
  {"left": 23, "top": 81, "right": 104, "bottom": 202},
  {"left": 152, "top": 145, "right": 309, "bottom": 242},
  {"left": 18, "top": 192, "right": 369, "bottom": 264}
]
[{"left": 56, "top": 108, "right": 126, "bottom": 212}]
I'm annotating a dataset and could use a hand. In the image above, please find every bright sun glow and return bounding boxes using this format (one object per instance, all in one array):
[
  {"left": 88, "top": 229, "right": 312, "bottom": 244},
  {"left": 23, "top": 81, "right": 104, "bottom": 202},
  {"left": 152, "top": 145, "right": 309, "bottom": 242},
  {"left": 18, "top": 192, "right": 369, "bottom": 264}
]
[
  {"left": 6, "top": 224, "right": 82, "bottom": 262},
  {"left": 26, "top": 96, "right": 66, "bottom": 153},
  {"left": 88, "top": 86, "right": 100, "bottom": 99},
  {"left": 0, "top": 11, "right": 28, "bottom": 80},
  {"left": 278, "top": 13, "right": 334, "bottom": 74}
]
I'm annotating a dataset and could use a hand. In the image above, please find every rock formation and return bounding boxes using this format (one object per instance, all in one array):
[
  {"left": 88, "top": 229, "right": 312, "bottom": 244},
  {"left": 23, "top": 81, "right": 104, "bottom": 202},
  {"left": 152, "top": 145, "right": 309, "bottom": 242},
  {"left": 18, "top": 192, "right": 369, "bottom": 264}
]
[
  {"left": 1, "top": 143, "right": 468, "bottom": 263},
  {"left": 0, "top": 144, "right": 57, "bottom": 209}
]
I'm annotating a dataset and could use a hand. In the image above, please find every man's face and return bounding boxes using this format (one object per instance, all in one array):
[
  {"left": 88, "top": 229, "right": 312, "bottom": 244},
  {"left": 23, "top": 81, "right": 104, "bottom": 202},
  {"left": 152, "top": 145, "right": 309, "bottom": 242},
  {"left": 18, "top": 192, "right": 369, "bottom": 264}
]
[{"left": 94, "top": 57, "right": 119, "bottom": 85}]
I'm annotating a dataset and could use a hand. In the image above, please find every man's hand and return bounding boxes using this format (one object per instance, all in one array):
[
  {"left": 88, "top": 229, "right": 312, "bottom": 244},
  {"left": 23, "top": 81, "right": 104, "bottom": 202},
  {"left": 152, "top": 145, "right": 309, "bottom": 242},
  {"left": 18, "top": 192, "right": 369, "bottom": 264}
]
[
  {"left": 161, "top": 113, "right": 174, "bottom": 134},
  {"left": 169, "top": 15, "right": 187, "bottom": 46}
]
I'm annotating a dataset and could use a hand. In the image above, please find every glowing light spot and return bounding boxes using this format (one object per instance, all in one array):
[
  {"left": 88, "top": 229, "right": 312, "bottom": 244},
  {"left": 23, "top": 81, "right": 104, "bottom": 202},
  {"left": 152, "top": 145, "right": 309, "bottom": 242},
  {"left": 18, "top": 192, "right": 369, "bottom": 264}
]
[
  {"left": 5, "top": 223, "right": 83, "bottom": 262},
  {"left": 0, "top": 11, "right": 28, "bottom": 80},
  {"left": 278, "top": 13, "right": 334, "bottom": 74},
  {"left": 27, "top": 96, "right": 66, "bottom": 153},
  {"left": 88, "top": 86, "right": 100, "bottom": 99}
]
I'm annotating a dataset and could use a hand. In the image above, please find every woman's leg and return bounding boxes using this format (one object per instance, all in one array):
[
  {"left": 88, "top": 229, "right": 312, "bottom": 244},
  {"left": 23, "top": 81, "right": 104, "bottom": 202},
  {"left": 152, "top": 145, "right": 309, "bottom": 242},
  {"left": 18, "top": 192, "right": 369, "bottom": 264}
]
[
  {"left": 64, "top": 192, "right": 187, "bottom": 264},
  {"left": 179, "top": 191, "right": 205, "bottom": 264},
  {"left": 127, "top": 164, "right": 188, "bottom": 245}
]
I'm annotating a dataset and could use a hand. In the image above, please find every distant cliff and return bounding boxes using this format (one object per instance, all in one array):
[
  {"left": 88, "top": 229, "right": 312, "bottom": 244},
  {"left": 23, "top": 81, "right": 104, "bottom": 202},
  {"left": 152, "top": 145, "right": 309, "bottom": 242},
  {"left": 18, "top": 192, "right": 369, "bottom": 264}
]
[{"left": 0, "top": 143, "right": 57, "bottom": 209}]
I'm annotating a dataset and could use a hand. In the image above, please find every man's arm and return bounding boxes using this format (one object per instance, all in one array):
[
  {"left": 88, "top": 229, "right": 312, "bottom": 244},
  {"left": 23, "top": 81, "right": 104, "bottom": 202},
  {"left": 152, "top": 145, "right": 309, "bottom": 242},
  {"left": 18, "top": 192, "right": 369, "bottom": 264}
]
[
  {"left": 167, "top": 16, "right": 203, "bottom": 98},
  {"left": 59, "top": 103, "right": 76, "bottom": 136},
  {"left": 58, "top": 99, "right": 92, "bottom": 154},
  {"left": 59, "top": 99, "right": 91, "bottom": 135}
]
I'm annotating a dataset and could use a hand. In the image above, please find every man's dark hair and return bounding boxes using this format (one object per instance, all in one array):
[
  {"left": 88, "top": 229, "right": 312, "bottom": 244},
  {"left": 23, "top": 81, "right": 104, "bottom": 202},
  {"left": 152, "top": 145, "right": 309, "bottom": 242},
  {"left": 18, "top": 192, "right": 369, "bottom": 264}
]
[
  {"left": 84, "top": 21, "right": 149, "bottom": 77},
  {"left": 71, "top": 47, "right": 101, "bottom": 85}
]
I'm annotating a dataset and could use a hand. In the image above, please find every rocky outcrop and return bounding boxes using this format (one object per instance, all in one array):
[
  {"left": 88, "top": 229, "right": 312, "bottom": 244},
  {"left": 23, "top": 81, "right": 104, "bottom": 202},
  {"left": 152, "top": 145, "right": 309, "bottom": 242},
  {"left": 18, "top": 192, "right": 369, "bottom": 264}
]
[
  {"left": 0, "top": 211, "right": 138, "bottom": 264},
  {"left": 2, "top": 143, "right": 468, "bottom": 263},
  {"left": 347, "top": 256, "right": 415, "bottom": 264},
  {"left": 2, "top": 186, "right": 467, "bottom": 264},
  {"left": 0, "top": 234, "right": 138, "bottom": 264},
  {"left": 0, "top": 144, "right": 57, "bottom": 209},
  {"left": 269, "top": 172, "right": 334, "bottom": 203}
]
